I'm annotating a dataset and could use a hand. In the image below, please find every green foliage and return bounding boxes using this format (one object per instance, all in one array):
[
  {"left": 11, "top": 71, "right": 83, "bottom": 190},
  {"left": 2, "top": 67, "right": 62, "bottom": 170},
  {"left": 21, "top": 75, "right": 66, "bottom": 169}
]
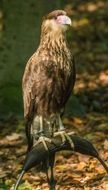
[
  {"left": 0, "top": 0, "right": 41, "bottom": 117},
  {"left": 0, "top": 0, "right": 84, "bottom": 118},
  {"left": 0, "top": 85, "right": 23, "bottom": 117},
  {"left": 0, "top": 184, "right": 9, "bottom": 190},
  {"left": 15, "top": 181, "right": 33, "bottom": 190},
  {"left": 1, "top": 0, "right": 107, "bottom": 118}
]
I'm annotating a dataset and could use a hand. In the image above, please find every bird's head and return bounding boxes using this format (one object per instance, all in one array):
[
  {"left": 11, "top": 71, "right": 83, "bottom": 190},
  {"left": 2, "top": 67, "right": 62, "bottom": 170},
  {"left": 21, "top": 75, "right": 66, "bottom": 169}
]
[{"left": 41, "top": 10, "right": 72, "bottom": 36}]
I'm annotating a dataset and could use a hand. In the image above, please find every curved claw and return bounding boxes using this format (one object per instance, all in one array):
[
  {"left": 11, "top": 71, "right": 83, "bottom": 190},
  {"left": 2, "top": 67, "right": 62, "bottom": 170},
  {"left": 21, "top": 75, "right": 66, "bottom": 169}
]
[
  {"left": 54, "top": 131, "right": 74, "bottom": 149},
  {"left": 33, "top": 136, "right": 51, "bottom": 151}
]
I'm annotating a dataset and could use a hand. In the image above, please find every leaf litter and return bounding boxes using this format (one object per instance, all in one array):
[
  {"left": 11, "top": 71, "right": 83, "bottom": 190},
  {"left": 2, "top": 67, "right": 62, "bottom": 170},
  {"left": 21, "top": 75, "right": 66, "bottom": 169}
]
[{"left": 0, "top": 0, "right": 108, "bottom": 189}]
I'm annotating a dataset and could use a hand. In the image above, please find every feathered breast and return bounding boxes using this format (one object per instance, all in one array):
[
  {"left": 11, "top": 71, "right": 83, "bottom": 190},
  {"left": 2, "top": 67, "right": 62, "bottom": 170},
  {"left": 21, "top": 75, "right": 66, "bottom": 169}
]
[{"left": 22, "top": 35, "right": 75, "bottom": 120}]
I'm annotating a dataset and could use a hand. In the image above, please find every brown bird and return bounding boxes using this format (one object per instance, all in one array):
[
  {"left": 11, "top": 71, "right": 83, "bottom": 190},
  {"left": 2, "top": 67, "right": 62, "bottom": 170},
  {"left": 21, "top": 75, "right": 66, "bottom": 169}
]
[{"left": 22, "top": 10, "right": 75, "bottom": 188}]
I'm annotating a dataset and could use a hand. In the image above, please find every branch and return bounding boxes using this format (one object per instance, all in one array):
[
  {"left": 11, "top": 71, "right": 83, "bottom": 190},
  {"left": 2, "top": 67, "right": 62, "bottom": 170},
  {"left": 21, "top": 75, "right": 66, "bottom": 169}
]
[{"left": 14, "top": 134, "right": 108, "bottom": 190}]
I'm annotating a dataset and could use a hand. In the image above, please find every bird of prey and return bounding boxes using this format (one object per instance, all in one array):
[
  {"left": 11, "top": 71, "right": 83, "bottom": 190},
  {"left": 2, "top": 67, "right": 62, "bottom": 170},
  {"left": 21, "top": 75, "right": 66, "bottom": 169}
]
[
  {"left": 22, "top": 10, "right": 75, "bottom": 187},
  {"left": 22, "top": 10, "right": 76, "bottom": 152},
  {"left": 14, "top": 10, "right": 108, "bottom": 190}
]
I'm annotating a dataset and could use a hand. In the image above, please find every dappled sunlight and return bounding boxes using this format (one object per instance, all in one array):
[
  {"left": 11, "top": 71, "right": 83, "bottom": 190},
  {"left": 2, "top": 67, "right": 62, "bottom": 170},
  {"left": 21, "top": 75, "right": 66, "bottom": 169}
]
[
  {"left": 73, "top": 18, "right": 89, "bottom": 28},
  {"left": 0, "top": 0, "right": 108, "bottom": 189},
  {"left": 75, "top": 69, "right": 108, "bottom": 92},
  {"left": 99, "top": 70, "right": 108, "bottom": 85},
  {"left": 78, "top": 1, "right": 107, "bottom": 12}
]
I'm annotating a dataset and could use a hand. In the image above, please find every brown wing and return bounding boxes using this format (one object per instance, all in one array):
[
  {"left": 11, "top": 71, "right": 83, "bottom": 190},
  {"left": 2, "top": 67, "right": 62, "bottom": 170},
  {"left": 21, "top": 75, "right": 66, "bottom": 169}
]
[
  {"left": 22, "top": 54, "right": 61, "bottom": 121},
  {"left": 22, "top": 53, "right": 37, "bottom": 121},
  {"left": 62, "top": 56, "right": 76, "bottom": 106},
  {"left": 22, "top": 53, "right": 75, "bottom": 122}
]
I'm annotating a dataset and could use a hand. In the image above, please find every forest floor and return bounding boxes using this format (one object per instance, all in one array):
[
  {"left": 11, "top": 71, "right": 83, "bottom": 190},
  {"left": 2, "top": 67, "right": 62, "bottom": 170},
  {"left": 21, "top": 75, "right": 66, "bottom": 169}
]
[{"left": 0, "top": 0, "right": 108, "bottom": 189}]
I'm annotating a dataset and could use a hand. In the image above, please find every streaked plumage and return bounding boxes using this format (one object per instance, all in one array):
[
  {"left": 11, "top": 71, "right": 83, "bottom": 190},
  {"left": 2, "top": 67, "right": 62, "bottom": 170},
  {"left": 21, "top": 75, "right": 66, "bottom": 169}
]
[{"left": 22, "top": 10, "right": 76, "bottom": 149}]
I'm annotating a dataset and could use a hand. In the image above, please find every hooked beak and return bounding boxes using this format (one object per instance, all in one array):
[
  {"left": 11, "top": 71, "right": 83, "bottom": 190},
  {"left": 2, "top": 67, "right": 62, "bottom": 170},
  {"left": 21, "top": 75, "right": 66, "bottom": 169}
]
[{"left": 56, "top": 15, "right": 72, "bottom": 26}]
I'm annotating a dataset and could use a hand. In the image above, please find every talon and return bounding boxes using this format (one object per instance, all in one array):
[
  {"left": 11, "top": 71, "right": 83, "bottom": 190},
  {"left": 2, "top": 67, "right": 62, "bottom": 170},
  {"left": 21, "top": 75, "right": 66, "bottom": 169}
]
[
  {"left": 33, "top": 136, "right": 51, "bottom": 151},
  {"left": 54, "top": 131, "right": 65, "bottom": 142},
  {"left": 65, "top": 133, "right": 74, "bottom": 149},
  {"left": 54, "top": 131, "right": 74, "bottom": 149}
]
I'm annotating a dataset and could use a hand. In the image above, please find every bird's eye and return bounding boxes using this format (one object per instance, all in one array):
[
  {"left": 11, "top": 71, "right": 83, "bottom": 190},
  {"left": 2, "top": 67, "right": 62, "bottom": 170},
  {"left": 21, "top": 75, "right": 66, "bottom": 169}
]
[{"left": 53, "top": 16, "right": 57, "bottom": 20}]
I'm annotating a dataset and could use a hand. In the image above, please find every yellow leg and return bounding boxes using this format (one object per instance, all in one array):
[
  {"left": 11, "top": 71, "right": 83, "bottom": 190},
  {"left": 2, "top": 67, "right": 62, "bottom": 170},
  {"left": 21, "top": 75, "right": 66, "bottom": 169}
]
[
  {"left": 33, "top": 116, "right": 51, "bottom": 151},
  {"left": 54, "top": 115, "right": 74, "bottom": 149}
]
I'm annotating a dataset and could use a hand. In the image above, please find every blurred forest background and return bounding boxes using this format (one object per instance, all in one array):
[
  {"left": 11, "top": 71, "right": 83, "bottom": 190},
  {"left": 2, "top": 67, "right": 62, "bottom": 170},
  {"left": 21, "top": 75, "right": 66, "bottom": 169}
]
[{"left": 0, "top": 0, "right": 108, "bottom": 190}]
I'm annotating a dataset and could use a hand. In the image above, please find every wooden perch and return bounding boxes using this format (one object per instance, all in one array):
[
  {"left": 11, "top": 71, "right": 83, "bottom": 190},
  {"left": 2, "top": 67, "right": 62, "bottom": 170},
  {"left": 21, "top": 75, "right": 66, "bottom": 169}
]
[{"left": 14, "top": 133, "right": 108, "bottom": 190}]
